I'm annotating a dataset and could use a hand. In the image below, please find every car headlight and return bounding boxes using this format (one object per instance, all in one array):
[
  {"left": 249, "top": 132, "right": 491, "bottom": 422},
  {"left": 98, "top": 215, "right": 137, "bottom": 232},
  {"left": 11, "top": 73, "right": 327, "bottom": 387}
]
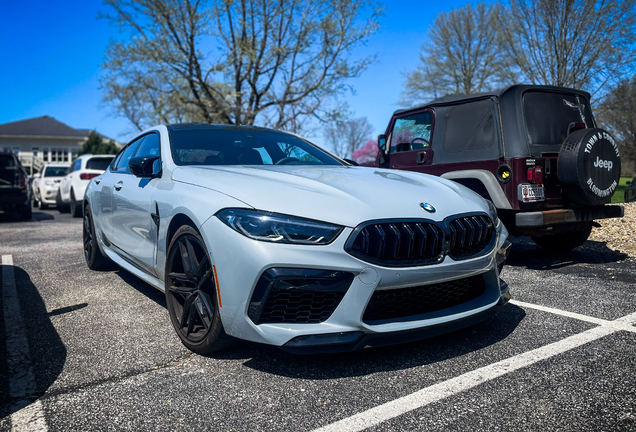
[
  {"left": 216, "top": 209, "right": 344, "bottom": 245},
  {"left": 44, "top": 180, "right": 55, "bottom": 187},
  {"left": 484, "top": 199, "right": 499, "bottom": 225}
]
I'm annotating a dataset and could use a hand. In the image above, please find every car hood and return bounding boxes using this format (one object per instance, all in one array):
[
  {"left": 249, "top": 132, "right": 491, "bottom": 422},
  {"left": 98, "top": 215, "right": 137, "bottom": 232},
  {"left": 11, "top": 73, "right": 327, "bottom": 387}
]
[{"left": 172, "top": 165, "right": 489, "bottom": 227}]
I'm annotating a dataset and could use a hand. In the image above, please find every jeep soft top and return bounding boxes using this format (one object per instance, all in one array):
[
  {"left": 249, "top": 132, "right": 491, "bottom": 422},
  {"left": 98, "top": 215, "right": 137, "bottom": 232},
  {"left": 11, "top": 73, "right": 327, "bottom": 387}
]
[{"left": 374, "top": 84, "right": 623, "bottom": 251}]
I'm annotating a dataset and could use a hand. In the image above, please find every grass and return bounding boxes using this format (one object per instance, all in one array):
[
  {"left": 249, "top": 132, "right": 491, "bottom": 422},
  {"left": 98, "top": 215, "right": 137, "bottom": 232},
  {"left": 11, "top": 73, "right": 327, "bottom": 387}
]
[{"left": 611, "top": 176, "right": 633, "bottom": 204}]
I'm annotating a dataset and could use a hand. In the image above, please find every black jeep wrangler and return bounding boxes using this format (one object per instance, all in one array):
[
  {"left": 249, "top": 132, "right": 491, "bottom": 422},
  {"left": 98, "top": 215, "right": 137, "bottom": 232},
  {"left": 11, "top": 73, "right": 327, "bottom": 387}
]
[{"left": 373, "top": 85, "right": 623, "bottom": 251}]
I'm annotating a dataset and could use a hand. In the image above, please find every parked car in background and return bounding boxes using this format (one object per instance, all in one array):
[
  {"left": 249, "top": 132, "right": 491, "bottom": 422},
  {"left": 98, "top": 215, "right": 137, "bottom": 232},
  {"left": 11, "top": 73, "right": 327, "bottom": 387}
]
[
  {"left": 57, "top": 154, "right": 115, "bottom": 217},
  {"left": 625, "top": 175, "right": 636, "bottom": 203},
  {"left": 0, "top": 151, "right": 32, "bottom": 220},
  {"left": 33, "top": 163, "right": 69, "bottom": 209},
  {"left": 372, "top": 85, "right": 624, "bottom": 251},
  {"left": 83, "top": 124, "right": 511, "bottom": 354}
]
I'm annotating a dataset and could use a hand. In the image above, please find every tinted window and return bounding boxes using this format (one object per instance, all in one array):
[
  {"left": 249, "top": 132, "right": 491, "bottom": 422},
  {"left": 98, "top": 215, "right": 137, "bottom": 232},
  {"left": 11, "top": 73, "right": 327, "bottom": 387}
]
[
  {"left": 114, "top": 139, "right": 143, "bottom": 173},
  {"left": 169, "top": 128, "right": 341, "bottom": 166},
  {"left": 524, "top": 91, "right": 594, "bottom": 145},
  {"left": 390, "top": 111, "right": 433, "bottom": 153},
  {"left": 135, "top": 133, "right": 161, "bottom": 158},
  {"left": 442, "top": 99, "right": 495, "bottom": 153},
  {"left": 44, "top": 166, "right": 68, "bottom": 177},
  {"left": 0, "top": 155, "right": 16, "bottom": 168},
  {"left": 70, "top": 158, "right": 81, "bottom": 173},
  {"left": 87, "top": 157, "right": 115, "bottom": 171}
]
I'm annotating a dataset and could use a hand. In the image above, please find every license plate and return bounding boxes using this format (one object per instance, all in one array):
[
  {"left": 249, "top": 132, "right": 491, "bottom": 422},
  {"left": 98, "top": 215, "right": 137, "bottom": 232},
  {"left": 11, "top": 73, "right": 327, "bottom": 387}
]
[{"left": 519, "top": 184, "right": 545, "bottom": 203}]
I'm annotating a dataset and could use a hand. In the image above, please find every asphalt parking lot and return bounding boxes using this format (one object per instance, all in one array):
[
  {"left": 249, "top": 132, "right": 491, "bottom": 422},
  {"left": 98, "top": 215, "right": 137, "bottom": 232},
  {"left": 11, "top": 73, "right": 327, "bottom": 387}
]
[{"left": 1, "top": 209, "right": 635, "bottom": 431}]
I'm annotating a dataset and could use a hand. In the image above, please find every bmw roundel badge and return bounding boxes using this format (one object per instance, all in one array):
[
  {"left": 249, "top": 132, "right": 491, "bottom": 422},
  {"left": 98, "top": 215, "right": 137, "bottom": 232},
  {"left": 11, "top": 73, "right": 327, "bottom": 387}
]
[{"left": 420, "top": 202, "right": 436, "bottom": 213}]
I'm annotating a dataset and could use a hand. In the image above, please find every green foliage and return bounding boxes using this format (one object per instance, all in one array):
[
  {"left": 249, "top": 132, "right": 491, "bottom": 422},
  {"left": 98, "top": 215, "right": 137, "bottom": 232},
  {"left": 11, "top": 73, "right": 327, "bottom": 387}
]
[
  {"left": 79, "top": 131, "right": 119, "bottom": 156},
  {"left": 611, "top": 176, "right": 632, "bottom": 203}
]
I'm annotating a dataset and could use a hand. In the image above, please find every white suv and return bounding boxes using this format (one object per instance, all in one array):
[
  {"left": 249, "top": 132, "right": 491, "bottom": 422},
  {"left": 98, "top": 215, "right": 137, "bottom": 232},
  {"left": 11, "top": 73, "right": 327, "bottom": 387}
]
[
  {"left": 33, "top": 163, "right": 70, "bottom": 209},
  {"left": 57, "top": 154, "right": 114, "bottom": 217}
]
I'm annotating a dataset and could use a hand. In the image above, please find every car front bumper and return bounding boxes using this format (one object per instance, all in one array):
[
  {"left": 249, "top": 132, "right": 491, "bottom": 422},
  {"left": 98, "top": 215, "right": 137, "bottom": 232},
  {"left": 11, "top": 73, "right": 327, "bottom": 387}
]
[{"left": 200, "top": 216, "right": 511, "bottom": 350}]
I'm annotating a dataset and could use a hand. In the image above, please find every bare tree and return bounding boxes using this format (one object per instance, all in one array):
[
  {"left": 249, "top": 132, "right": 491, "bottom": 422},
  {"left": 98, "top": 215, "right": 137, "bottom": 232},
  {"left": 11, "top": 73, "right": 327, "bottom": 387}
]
[
  {"left": 323, "top": 116, "right": 373, "bottom": 159},
  {"left": 500, "top": 0, "right": 636, "bottom": 98},
  {"left": 597, "top": 75, "right": 636, "bottom": 175},
  {"left": 101, "top": 0, "right": 381, "bottom": 132},
  {"left": 401, "top": 2, "right": 513, "bottom": 105}
]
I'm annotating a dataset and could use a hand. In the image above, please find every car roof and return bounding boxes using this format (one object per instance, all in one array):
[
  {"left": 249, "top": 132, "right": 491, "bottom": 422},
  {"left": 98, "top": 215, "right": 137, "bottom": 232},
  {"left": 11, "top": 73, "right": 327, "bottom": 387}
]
[
  {"left": 166, "top": 123, "right": 285, "bottom": 135},
  {"left": 394, "top": 84, "right": 593, "bottom": 115}
]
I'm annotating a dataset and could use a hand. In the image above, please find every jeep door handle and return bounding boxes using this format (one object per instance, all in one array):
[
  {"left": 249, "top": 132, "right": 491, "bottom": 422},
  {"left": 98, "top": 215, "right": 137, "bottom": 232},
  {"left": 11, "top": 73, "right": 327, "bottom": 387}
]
[
  {"left": 114, "top": 181, "right": 123, "bottom": 191},
  {"left": 416, "top": 152, "right": 427, "bottom": 164}
]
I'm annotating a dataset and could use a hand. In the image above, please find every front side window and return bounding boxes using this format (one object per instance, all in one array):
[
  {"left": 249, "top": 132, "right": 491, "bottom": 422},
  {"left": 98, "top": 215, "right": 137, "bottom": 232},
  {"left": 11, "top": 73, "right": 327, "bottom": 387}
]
[
  {"left": 169, "top": 128, "right": 342, "bottom": 166},
  {"left": 390, "top": 111, "right": 433, "bottom": 153},
  {"left": 135, "top": 133, "right": 161, "bottom": 158},
  {"left": 114, "top": 138, "right": 143, "bottom": 173}
]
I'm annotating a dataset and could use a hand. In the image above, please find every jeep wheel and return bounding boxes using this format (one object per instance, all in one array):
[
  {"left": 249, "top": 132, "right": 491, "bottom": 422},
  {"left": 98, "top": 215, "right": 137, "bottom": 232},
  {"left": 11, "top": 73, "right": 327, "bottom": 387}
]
[
  {"left": 557, "top": 128, "right": 621, "bottom": 206},
  {"left": 531, "top": 223, "right": 592, "bottom": 252}
]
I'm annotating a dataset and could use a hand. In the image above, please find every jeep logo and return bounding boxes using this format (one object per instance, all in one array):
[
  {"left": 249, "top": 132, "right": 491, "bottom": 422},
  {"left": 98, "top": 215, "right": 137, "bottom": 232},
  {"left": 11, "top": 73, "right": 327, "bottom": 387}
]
[{"left": 593, "top": 156, "right": 613, "bottom": 171}]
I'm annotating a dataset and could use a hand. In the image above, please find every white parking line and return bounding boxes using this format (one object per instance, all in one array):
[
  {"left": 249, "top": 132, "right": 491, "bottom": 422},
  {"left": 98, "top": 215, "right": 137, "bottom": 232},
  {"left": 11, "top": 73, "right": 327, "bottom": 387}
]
[
  {"left": 2, "top": 255, "right": 48, "bottom": 432},
  {"left": 312, "top": 306, "right": 636, "bottom": 432}
]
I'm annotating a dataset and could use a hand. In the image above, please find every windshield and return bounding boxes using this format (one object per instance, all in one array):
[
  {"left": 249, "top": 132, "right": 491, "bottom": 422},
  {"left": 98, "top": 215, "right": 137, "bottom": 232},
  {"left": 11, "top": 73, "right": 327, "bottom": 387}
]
[
  {"left": 44, "top": 166, "right": 68, "bottom": 177},
  {"left": 169, "top": 128, "right": 342, "bottom": 166},
  {"left": 86, "top": 157, "right": 115, "bottom": 171}
]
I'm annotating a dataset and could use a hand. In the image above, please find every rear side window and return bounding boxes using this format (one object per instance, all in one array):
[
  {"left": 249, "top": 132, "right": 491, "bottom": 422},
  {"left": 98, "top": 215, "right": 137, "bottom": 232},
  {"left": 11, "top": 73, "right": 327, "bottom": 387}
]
[
  {"left": 442, "top": 99, "right": 495, "bottom": 154},
  {"left": 87, "top": 157, "right": 115, "bottom": 171},
  {"left": 523, "top": 91, "right": 594, "bottom": 145}
]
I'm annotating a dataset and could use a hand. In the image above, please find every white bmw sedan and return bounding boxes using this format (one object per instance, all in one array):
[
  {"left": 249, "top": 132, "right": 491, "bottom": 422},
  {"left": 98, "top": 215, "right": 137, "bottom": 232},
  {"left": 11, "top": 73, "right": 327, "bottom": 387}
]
[{"left": 83, "top": 124, "right": 511, "bottom": 354}]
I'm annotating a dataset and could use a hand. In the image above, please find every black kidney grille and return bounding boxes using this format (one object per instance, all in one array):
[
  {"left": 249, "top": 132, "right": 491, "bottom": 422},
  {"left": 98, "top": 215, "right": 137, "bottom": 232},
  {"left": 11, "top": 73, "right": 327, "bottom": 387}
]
[
  {"left": 258, "top": 287, "right": 346, "bottom": 324},
  {"left": 362, "top": 275, "right": 486, "bottom": 324},
  {"left": 448, "top": 215, "right": 495, "bottom": 259},
  {"left": 348, "top": 221, "right": 444, "bottom": 266}
]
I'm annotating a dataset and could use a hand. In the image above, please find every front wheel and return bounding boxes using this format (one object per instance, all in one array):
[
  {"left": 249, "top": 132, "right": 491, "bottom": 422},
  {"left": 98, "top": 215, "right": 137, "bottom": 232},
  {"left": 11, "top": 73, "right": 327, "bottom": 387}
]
[
  {"left": 531, "top": 223, "right": 592, "bottom": 252},
  {"left": 165, "top": 225, "right": 233, "bottom": 354},
  {"left": 83, "top": 204, "right": 111, "bottom": 270},
  {"left": 70, "top": 191, "right": 82, "bottom": 217}
]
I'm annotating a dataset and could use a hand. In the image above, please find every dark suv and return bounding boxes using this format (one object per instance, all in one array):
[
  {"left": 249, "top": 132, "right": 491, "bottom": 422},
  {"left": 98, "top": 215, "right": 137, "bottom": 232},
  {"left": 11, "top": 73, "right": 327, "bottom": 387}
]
[
  {"left": 0, "top": 151, "right": 32, "bottom": 220},
  {"left": 372, "top": 85, "right": 623, "bottom": 251}
]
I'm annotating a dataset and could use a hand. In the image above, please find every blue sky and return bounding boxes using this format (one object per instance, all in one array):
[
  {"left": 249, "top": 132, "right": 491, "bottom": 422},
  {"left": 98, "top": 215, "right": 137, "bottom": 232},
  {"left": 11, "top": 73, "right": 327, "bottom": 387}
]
[{"left": 0, "top": 0, "right": 491, "bottom": 147}]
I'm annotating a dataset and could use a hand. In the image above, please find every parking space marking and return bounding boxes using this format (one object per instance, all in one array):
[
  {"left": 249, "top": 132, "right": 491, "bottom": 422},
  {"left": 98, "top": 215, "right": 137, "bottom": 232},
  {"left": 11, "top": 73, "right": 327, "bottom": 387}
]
[
  {"left": 511, "top": 300, "right": 636, "bottom": 333},
  {"left": 2, "top": 255, "right": 49, "bottom": 432},
  {"left": 313, "top": 307, "right": 636, "bottom": 432}
]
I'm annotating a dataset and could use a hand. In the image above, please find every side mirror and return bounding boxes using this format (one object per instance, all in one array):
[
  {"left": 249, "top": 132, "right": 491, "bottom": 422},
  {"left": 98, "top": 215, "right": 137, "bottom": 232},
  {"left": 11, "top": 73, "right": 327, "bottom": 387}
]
[
  {"left": 129, "top": 156, "right": 161, "bottom": 178},
  {"left": 378, "top": 134, "right": 387, "bottom": 152},
  {"left": 627, "top": 181, "right": 632, "bottom": 185},
  {"left": 343, "top": 158, "right": 359, "bottom": 166}
]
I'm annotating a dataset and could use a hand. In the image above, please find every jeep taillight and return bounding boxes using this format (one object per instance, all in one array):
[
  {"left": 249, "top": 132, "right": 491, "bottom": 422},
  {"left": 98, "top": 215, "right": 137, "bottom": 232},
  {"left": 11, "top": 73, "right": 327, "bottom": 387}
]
[
  {"left": 527, "top": 166, "right": 543, "bottom": 184},
  {"left": 80, "top": 173, "right": 100, "bottom": 180}
]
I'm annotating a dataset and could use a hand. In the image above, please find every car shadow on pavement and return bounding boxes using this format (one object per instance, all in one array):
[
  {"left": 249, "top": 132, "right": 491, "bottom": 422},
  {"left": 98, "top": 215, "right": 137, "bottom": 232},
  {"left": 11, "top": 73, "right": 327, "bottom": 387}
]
[
  {"left": 0, "top": 266, "right": 67, "bottom": 418},
  {"left": 210, "top": 301, "right": 526, "bottom": 380},
  {"left": 114, "top": 268, "right": 167, "bottom": 308},
  {"left": 0, "top": 211, "right": 55, "bottom": 223},
  {"left": 505, "top": 236, "right": 628, "bottom": 270}
]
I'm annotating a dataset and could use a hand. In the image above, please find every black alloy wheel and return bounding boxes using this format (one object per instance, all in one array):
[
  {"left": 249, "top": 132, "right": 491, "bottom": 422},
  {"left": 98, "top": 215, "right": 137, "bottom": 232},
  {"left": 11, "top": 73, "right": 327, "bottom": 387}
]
[
  {"left": 83, "top": 204, "right": 110, "bottom": 270},
  {"left": 165, "top": 225, "right": 233, "bottom": 353}
]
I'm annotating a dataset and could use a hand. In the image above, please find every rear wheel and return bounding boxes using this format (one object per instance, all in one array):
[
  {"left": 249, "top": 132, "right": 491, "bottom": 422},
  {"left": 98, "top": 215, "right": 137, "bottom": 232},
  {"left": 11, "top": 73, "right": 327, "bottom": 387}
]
[
  {"left": 165, "top": 225, "right": 233, "bottom": 354},
  {"left": 70, "top": 190, "right": 82, "bottom": 217},
  {"left": 531, "top": 223, "right": 592, "bottom": 252},
  {"left": 56, "top": 190, "right": 70, "bottom": 213},
  {"left": 83, "top": 204, "right": 111, "bottom": 270}
]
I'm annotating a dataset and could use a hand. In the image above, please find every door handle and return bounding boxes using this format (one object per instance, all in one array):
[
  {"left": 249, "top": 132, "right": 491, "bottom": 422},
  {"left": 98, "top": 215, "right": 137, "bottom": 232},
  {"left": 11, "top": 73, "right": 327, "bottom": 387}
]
[
  {"left": 114, "top": 181, "right": 123, "bottom": 191},
  {"left": 416, "top": 152, "right": 427, "bottom": 164}
]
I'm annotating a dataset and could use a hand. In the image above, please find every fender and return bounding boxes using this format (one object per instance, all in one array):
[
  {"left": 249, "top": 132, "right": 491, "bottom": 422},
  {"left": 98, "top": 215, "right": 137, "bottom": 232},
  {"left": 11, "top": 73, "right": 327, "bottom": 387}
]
[{"left": 441, "top": 170, "right": 512, "bottom": 210}]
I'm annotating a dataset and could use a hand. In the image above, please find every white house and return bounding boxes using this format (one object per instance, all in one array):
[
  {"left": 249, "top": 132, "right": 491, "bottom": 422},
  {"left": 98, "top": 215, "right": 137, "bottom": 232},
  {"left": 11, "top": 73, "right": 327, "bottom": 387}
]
[{"left": 0, "top": 116, "right": 120, "bottom": 174}]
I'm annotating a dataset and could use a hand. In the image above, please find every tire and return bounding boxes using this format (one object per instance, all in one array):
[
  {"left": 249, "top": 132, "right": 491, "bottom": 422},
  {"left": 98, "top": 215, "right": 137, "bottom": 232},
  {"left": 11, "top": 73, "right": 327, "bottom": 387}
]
[
  {"left": 33, "top": 197, "right": 38, "bottom": 208},
  {"left": 38, "top": 198, "right": 47, "bottom": 210},
  {"left": 19, "top": 205, "right": 32, "bottom": 220},
  {"left": 531, "top": 223, "right": 592, "bottom": 252},
  {"left": 56, "top": 190, "right": 70, "bottom": 213},
  {"left": 83, "top": 203, "right": 111, "bottom": 270},
  {"left": 70, "top": 190, "right": 82, "bottom": 218},
  {"left": 165, "top": 225, "right": 233, "bottom": 354},
  {"left": 557, "top": 128, "right": 621, "bottom": 206}
]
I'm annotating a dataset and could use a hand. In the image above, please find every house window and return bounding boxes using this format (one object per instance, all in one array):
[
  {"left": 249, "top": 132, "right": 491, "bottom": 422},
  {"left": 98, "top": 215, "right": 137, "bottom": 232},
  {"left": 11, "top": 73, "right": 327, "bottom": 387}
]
[{"left": 43, "top": 148, "right": 50, "bottom": 162}]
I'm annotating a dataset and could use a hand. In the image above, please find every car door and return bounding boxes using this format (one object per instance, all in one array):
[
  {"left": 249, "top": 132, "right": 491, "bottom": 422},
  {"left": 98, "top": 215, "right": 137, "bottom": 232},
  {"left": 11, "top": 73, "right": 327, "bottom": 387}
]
[
  {"left": 387, "top": 110, "right": 435, "bottom": 175},
  {"left": 60, "top": 158, "right": 81, "bottom": 201},
  {"left": 111, "top": 133, "right": 161, "bottom": 275},
  {"left": 92, "top": 150, "right": 126, "bottom": 243}
]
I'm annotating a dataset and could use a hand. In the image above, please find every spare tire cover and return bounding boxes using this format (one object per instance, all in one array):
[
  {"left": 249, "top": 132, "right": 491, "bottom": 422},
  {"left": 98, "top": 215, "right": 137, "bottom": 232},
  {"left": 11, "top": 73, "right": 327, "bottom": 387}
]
[{"left": 557, "top": 128, "right": 621, "bottom": 206}]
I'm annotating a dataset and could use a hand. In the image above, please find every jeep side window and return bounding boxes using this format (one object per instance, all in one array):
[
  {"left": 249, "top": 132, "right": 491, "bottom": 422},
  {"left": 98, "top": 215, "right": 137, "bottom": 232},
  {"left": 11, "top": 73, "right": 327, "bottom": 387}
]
[{"left": 390, "top": 111, "right": 433, "bottom": 153}]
